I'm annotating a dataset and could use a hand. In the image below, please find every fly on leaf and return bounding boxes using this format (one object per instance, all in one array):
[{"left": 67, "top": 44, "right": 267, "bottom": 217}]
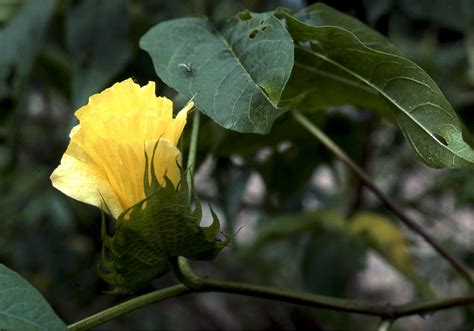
[{"left": 178, "top": 63, "right": 193, "bottom": 73}]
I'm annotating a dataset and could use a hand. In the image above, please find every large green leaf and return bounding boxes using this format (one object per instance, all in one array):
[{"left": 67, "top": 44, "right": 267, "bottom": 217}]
[
  {"left": 140, "top": 11, "right": 294, "bottom": 134},
  {"left": 66, "top": 0, "right": 131, "bottom": 107},
  {"left": 0, "top": 264, "right": 67, "bottom": 331},
  {"left": 282, "top": 6, "right": 474, "bottom": 169}
]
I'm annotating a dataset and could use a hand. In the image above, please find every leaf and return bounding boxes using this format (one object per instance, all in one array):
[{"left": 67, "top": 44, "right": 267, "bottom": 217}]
[
  {"left": 282, "top": 6, "right": 474, "bottom": 169},
  {"left": 0, "top": 0, "right": 56, "bottom": 99},
  {"left": 140, "top": 11, "right": 294, "bottom": 134},
  {"left": 66, "top": 0, "right": 131, "bottom": 107},
  {"left": 281, "top": 58, "right": 392, "bottom": 115},
  {"left": 349, "top": 212, "right": 434, "bottom": 297},
  {"left": 0, "top": 264, "right": 67, "bottom": 331},
  {"left": 100, "top": 151, "right": 228, "bottom": 294},
  {"left": 280, "top": 3, "right": 394, "bottom": 114},
  {"left": 287, "top": 3, "right": 401, "bottom": 55}
]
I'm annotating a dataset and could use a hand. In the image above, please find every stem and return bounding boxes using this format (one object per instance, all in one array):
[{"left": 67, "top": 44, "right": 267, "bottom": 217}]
[
  {"left": 347, "top": 115, "right": 373, "bottom": 218},
  {"left": 174, "top": 257, "right": 474, "bottom": 319},
  {"left": 202, "top": 282, "right": 474, "bottom": 319},
  {"left": 394, "top": 294, "right": 474, "bottom": 318},
  {"left": 68, "top": 272, "right": 474, "bottom": 329},
  {"left": 171, "top": 257, "right": 204, "bottom": 290},
  {"left": 186, "top": 109, "right": 201, "bottom": 201},
  {"left": 201, "top": 278, "right": 390, "bottom": 316},
  {"left": 67, "top": 285, "right": 191, "bottom": 331},
  {"left": 292, "top": 110, "right": 474, "bottom": 287}
]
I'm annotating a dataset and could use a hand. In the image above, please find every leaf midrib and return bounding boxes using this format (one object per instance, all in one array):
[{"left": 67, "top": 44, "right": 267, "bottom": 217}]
[
  {"left": 294, "top": 61, "right": 379, "bottom": 94},
  {"left": 213, "top": 18, "right": 279, "bottom": 108}
]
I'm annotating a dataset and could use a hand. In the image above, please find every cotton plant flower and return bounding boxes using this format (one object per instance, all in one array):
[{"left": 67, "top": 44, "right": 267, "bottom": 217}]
[
  {"left": 50, "top": 78, "right": 193, "bottom": 218},
  {"left": 50, "top": 79, "right": 227, "bottom": 294}
]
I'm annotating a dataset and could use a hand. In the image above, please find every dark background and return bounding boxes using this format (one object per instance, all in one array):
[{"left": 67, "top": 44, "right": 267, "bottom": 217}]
[{"left": 1, "top": 0, "right": 474, "bottom": 330}]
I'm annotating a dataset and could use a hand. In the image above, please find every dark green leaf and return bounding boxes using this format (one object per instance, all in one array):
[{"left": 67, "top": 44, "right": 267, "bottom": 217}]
[
  {"left": 66, "top": 0, "right": 131, "bottom": 107},
  {"left": 282, "top": 8, "right": 474, "bottom": 169},
  {"left": 281, "top": 57, "right": 392, "bottom": 115},
  {"left": 140, "top": 11, "right": 294, "bottom": 134},
  {"left": 0, "top": 264, "right": 67, "bottom": 331}
]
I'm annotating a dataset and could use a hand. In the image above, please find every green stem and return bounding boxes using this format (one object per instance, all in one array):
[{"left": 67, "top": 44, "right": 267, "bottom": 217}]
[
  {"left": 201, "top": 278, "right": 390, "bottom": 316},
  {"left": 67, "top": 284, "right": 191, "bottom": 331},
  {"left": 68, "top": 273, "right": 474, "bottom": 329},
  {"left": 171, "top": 256, "right": 204, "bottom": 290},
  {"left": 202, "top": 282, "right": 474, "bottom": 319},
  {"left": 292, "top": 110, "right": 474, "bottom": 288},
  {"left": 173, "top": 256, "right": 474, "bottom": 319},
  {"left": 395, "top": 295, "right": 474, "bottom": 318},
  {"left": 186, "top": 109, "right": 201, "bottom": 201}
]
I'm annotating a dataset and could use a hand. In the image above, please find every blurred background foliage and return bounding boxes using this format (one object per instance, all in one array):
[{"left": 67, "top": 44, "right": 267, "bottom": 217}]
[{"left": 1, "top": 0, "right": 474, "bottom": 330}]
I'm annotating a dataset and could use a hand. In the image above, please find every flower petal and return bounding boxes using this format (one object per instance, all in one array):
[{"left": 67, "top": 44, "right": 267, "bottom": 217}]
[
  {"left": 50, "top": 140, "right": 124, "bottom": 218},
  {"left": 51, "top": 79, "right": 189, "bottom": 217}
]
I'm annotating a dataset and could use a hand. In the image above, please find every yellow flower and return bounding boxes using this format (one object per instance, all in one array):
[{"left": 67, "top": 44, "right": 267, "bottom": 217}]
[{"left": 50, "top": 79, "right": 192, "bottom": 218}]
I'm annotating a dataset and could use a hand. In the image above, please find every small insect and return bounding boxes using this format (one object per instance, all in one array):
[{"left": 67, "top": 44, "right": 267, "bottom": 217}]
[{"left": 178, "top": 63, "right": 193, "bottom": 73}]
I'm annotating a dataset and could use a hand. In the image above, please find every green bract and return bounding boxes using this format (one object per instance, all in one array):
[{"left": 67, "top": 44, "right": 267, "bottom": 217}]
[{"left": 99, "top": 146, "right": 228, "bottom": 294}]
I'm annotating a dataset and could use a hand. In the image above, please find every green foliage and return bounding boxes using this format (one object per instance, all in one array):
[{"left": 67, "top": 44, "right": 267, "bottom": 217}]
[
  {"left": 140, "top": 11, "right": 294, "bottom": 134},
  {"left": 280, "top": 3, "right": 395, "bottom": 114},
  {"left": 0, "top": 264, "right": 66, "bottom": 331},
  {"left": 289, "top": 3, "right": 401, "bottom": 54},
  {"left": 100, "top": 147, "right": 228, "bottom": 294},
  {"left": 282, "top": 4, "right": 474, "bottom": 169},
  {"left": 2, "top": 0, "right": 474, "bottom": 330},
  {"left": 141, "top": 3, "right": 474, "bottom": 171}
]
